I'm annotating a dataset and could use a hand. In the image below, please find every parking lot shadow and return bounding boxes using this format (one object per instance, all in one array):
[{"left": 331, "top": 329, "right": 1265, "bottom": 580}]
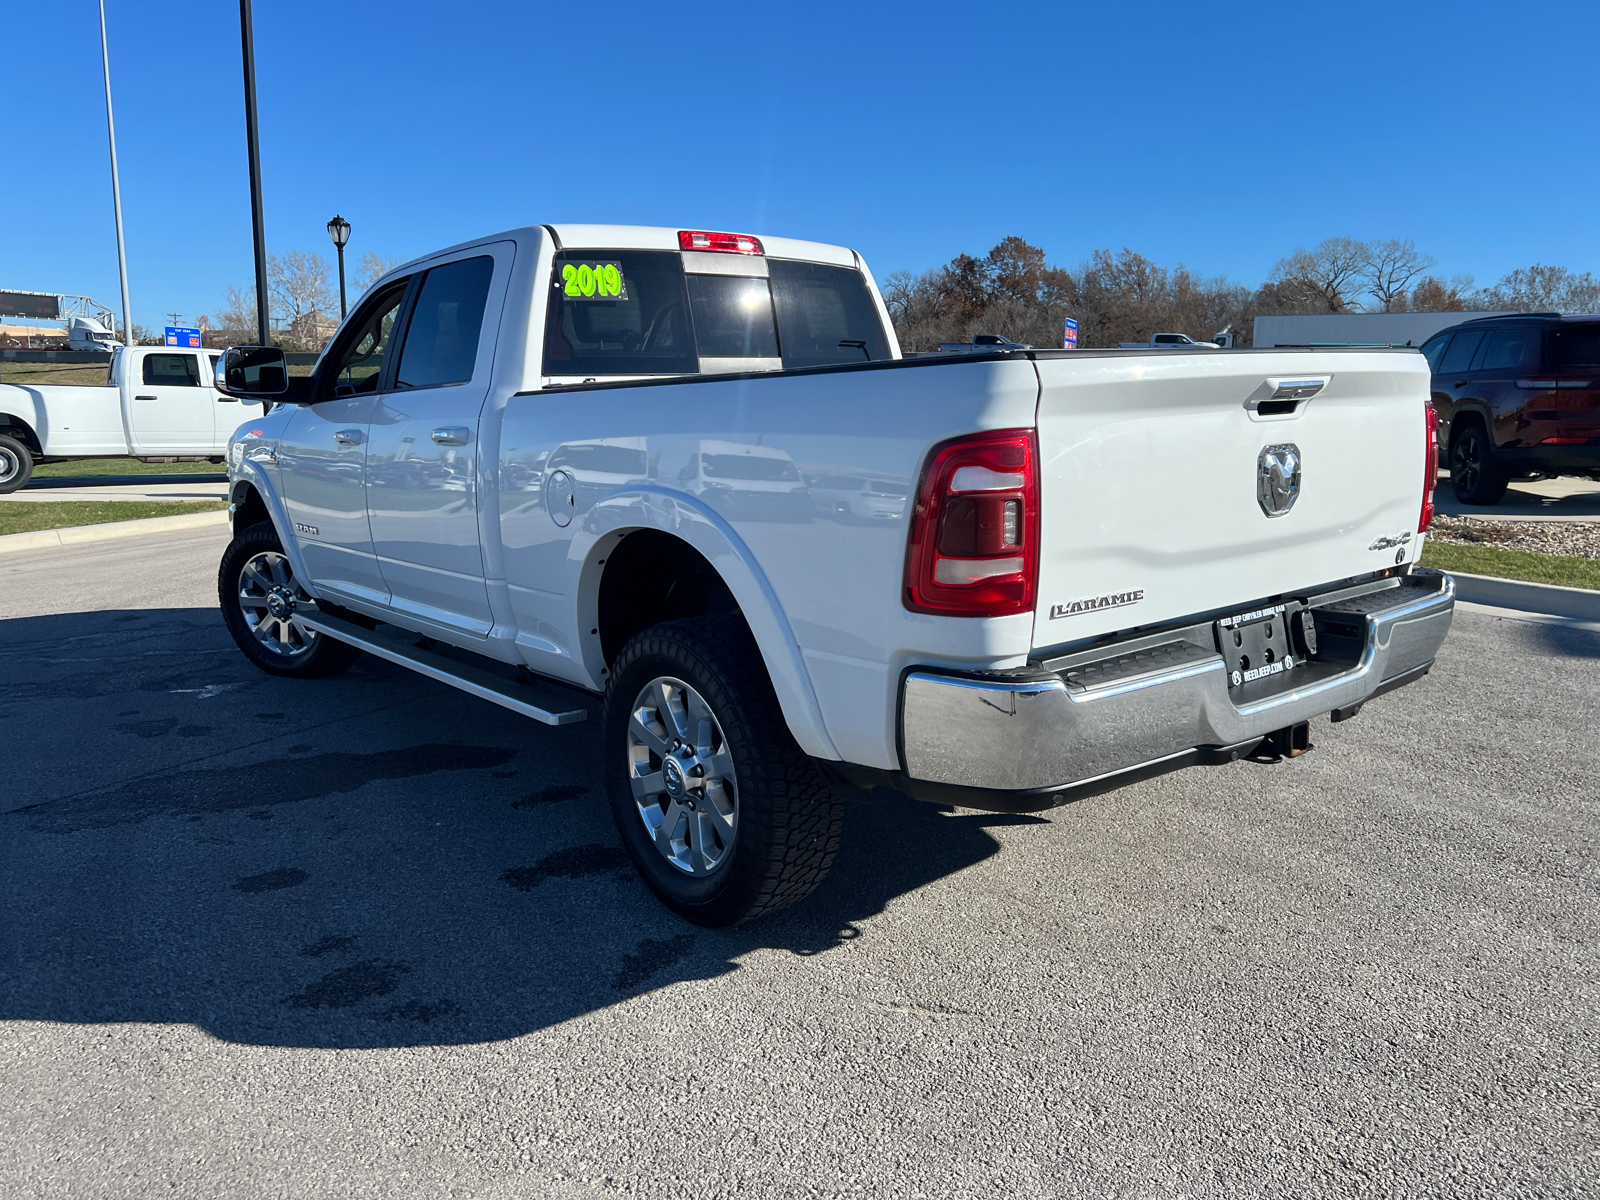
[{"left": 0, "top": 607, "right": 1040, "bottom": 1049}]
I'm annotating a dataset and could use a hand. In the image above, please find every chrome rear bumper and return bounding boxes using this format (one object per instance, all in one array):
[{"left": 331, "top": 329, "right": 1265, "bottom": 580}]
[{"left": 899, "top": 571, "right": 1454, "bottom": 800}]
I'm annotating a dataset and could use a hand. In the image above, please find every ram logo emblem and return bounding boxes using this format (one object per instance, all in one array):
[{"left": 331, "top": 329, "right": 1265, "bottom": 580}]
[{"left": 1257, "top": 444, "right": 1301, "bottom": 518}]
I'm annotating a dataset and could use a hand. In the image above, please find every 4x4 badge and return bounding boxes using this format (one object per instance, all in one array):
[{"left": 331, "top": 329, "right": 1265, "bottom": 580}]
[{"left": 1258, "top": 444, "right": 1301, "bottom": 517}]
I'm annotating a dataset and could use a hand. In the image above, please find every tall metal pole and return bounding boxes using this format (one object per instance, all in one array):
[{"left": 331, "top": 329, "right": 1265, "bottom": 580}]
[
  {"left": 336, "top": 243, "right": 347, "bottom": 318},
  {"left": 98, "top": 0, "right": 133, "bottom": 347},
  {"left": 239, "top": 0, "right": 271, "bottom": 345}
]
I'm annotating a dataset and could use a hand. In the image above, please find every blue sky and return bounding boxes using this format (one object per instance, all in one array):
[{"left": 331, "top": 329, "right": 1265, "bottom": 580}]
[{"left": 7, "top": 0, "right": 1599, "bottom": 333}]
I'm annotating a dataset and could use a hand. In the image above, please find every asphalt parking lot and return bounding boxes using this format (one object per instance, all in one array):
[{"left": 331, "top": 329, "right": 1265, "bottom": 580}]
[{"left": 2, "top": 527, "right": 1597, "bottom": 1199}]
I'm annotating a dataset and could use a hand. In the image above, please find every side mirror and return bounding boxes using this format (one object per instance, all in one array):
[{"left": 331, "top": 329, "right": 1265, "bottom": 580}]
[{"left": 215, "top": 346, "right": 289, "bottom": 399}]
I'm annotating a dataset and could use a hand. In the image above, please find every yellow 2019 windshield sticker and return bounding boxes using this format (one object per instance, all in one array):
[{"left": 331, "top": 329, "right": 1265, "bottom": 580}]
[{"left": 560, "top": 261, "right": 628, "bottom": 300}]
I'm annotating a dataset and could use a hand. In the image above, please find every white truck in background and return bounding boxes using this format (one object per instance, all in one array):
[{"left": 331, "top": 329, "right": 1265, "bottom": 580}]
[
  {"left": 211, "top": 222, "right": 1455, "bottom": 927},
  {"left": 0, "top": 344, "right": 250, "bottom": 491}
]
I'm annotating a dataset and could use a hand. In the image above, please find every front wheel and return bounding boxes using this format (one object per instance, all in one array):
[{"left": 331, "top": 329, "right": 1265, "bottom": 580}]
[
  {"left": 1451, "top": 423, "right": 1508, "bottom": 505},
  {"left": 218, "top": 522, "right": 360, "bottom": 677},
  {"left": 0, "top": 434, "right": 34, "bottom": 494},
  {"left": 603, "top": 615, "right": 843, "bottom": 927}
]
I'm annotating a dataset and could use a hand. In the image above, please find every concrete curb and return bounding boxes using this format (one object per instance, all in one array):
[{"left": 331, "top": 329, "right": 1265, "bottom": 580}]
[
  {"left": 0, "top": 508, "right": 228, "bottom": 555},
  {"left": 1448, "top": 571, "right": 1600, "bottom": 622}
]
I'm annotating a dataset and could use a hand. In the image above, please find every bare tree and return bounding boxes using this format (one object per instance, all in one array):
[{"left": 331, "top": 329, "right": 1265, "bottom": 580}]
[
  {"left": 1269, "top": 237, "right": 1370, "bottom": 312},
  {"left": 267, "top": 251, "right": 336, "bottom": 351},
  {"left": 354, "top": 252, "right": 403, "bottom": 293},
  {"left": 1478, "top": 264, "right": 1600, "bottom": 313},
  {"left": 1362, "top": 239, "right": 1437, "bottom": 311}
]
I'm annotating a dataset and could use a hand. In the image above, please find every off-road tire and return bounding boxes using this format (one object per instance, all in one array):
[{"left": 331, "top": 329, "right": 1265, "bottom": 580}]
[
  {"left": 1450, "top": 421, "right": 1508, "bottom": 506},
  {"left": 218, "top": 521, "right": 361, "bottom": 678},
  {"left": 603, "top": 615, "right": 843, "bottom": 926},
  {"left": 0, "top": 434, "right": 34, "bottom": 494}
]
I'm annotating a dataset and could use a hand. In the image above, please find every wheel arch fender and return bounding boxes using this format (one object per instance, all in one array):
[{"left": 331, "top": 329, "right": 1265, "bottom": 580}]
[
  {"left": 577, "top": 486, "right": 842, "bottom": 762},
  {"left": 1448, "top": 404, "right": 1493, "bottom": 453},
  {"left": 228, "top": 464, "right": 319, "bottom": 597},
  {"left": 0, "top": 389, "right": 43, "bottom": 455}
]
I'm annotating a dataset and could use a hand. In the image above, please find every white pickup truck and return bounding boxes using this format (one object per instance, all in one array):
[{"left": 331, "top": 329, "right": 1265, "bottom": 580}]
[
  {"left": 0, "top": 344, "right": 247, "bottom": 491},
  {"left": 212, "top": 223, "right": 1455, "bottom": 927}
]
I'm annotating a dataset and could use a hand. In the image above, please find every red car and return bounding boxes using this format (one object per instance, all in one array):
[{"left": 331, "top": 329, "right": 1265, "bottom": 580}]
[{"left": 1423, "top": 314, "right": 1600, "bottom": 504}]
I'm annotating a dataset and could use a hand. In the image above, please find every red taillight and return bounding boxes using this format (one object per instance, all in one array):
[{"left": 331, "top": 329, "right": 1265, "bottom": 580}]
[
  {"left": 1419, "top": 400, "right": 1439, "bottom": 532},
  {"left": 678, "top": 230, "right": 764, "bottom": 255},
  {"left": 905, "top": 429, "right": 1039, "bottom": 617},
  {"left": 1540, "top": 437, "right": 1588, "bottom": 444}
]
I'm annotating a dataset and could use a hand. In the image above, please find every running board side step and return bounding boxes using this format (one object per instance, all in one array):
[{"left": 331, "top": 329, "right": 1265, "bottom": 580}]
[{"left": 297, "top": 611, "right": 589, "bottom": 726}]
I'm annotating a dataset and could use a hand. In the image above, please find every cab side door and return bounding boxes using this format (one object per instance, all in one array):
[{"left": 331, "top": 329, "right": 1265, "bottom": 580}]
[
  {"left": 365, "top": 244, "right": 510, "bottom": 637},
  {"left": 277, "top": 277, "right": 411, "bottom": 607},
  {"left": 1435, "top": 327, "right": 1489, "bottom": 444},
  {"left": 1475, "top": 326, "right": 1553, "bottom": 449},
  {"left": 128, "top": 351, "right": 213, "bottom": 453}
]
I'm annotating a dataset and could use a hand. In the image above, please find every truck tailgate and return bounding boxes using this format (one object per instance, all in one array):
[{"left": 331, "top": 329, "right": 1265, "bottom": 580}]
[{"left": 1031, "top": 350, "right": 1429, "bottom": 650}]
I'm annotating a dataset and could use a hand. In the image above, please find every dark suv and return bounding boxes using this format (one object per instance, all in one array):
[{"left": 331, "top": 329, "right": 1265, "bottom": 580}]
[{"left": 1422, "top": 314, "right": 1600, "bottom": 504}]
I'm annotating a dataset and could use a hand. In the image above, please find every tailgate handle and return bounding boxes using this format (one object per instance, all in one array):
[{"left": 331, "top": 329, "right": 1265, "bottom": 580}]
[{"left": 1269, "top": 380, "right": 1325, "bottom": 400}]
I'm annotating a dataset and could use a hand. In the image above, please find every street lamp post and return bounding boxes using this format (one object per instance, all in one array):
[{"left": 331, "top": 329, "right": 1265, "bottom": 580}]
[{"left": 327, "top": 215, "right": 351, "bottom": 319}]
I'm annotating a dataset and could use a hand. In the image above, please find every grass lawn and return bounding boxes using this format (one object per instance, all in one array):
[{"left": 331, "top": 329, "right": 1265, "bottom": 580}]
[
  {"left": 32, "top": 458, "right": 224, "bottom": 478},
  {"left": 0, "top": 361, "right": 112, "bottom": 386},
  {"left": 1421, "top": 541, "right": 1600, "bottom": 591},
  {"left": 0, "top": 500, "right": 227, "bottom": 537}
]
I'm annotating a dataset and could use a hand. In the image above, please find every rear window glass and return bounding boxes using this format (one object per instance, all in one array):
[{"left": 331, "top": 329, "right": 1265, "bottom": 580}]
[
  {"left": 686, "top": 275, "right": 779, "bottom": 359},
  {"left": 543, "top": 251, "right": 695, "bottom": 376},
  {"left": 143, "top": 353, "right": 201, "bottom": 386},
  {"left": 397, "top": 255, "right": 494, "bottom": 389},
  {"left": 1438, "top": 330, "right": 1484, "bottom": 375},
  {"left": 768, "top": 260, "right": 891, "bottom": 369},
  {"left": 1545, "top": 324, "right": 1600, "bottom": 369},
  {"left": 1480, "top": 328, "right": 1538, "bottom": 372}
]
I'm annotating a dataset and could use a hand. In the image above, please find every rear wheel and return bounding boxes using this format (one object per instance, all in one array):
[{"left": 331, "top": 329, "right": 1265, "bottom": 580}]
[
  {"left": 603, "top": 615, "right": 843, "bottom": 927},
  {"left": 0, "top": 434, "right": 34, "bottom": 494},
  {"left": 1450, "top": 422, "right": 1508, "bottom": 506},
  {"left": 218, "top": 522, "right": 360, "bottom": 677}
]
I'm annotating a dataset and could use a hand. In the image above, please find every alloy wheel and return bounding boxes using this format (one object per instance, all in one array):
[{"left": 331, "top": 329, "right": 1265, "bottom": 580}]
[
  {"left": 236, "top": 550, "right": 318, "bottom": 657},
  {"left": 0, "top": 444, "right": 20, "bottom": 484},
  {"left": 1452, "top": 430, "right": 1481, "bottom": 496},
  {"left": 625, "top": 676, "right": 738, "bottom": 876}
]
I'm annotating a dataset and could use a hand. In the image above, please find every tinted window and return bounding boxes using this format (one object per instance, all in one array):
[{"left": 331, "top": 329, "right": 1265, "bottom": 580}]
[
  {"left": 326, "top": 281, "right": 409, "bottom": 397},
  {"left": 143, "top": 353, "right": 200, "bottom": 386},
  {"left": 768, "top": 261, "right": 891, "bottom": 368},
  {"left": 1420, "top": 334, "right": 1452, "bottom": 373},
  {"left": 1545, "top": 323, "right": 1600, "bottom": 369},
  {"left": 396, "top": 255, "right": 494, "bottom": 389},
  {"left": 1480, "top": 328, "right": 1538, "bottom": 372},
  {"left": 208, "top": 354, "right": 221, "bottom": 381},
  {"left": 686, "top": 275, "right": 780, "bottom": 359},
  {"left": 544, "top": 250, "right": 695, "bottom": 376},
  {"left": 1438, "top": 329, "right": 1485, "bottom": 375}
]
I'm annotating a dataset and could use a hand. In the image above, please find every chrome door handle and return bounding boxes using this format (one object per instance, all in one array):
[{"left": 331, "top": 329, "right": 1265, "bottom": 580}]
[
  {"left": 134, "top": 394, "right": 157, "bottom": 401},
  {"left": 333, "top": 428, "right": 363, "bottom": 445},
  {"left": 430, "top": 427, "right": 470, "bottom": 446}
]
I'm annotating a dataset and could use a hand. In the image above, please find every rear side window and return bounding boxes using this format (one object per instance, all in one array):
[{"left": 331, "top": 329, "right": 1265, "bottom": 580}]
[
  {"left": 768, "top": 260, "right": 891, "bottom": 368},
  {"left": 1545, "top": 323, "right": 1600, "bottom": 369},
  {"left": 1438, "top": 330, "right": 1484, "bottom": 375},
  {"left": 397, "top": 255, "right": 494, "bottom": 389},
  {"left": 544, "top": 250, "right": 695, "bottom": 376},
  {"left": 1480, "top": 328, "right": 1539, "bottom": 372},
  {"left": 1420, "top": 333, "right": 1452, "bottom": 373},
  {"left": 143, "top": 353, "right": 200, "bottom": 386}
]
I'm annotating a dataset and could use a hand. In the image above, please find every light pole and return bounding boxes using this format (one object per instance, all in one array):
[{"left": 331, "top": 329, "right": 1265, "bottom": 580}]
[
  {"left": 239, "top": 0, "right": 270, "bottom": 345},
  {"left": 327, "top": 215, "right": 351, "bottom": 319},
  {"left": 98, "top": 0, "right": 133, "bottom": 347}
]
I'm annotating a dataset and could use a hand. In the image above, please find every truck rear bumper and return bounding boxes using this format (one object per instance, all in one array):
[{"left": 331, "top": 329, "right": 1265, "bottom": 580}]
[{"left": 885, "top": 570, "right": 1453, "bottom": 809}]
